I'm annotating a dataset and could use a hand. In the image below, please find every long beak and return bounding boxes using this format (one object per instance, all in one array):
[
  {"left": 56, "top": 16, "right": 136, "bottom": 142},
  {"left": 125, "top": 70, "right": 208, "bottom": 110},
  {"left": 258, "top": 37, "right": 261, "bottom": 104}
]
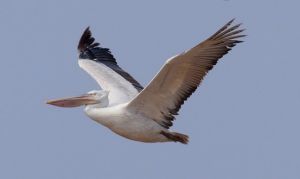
[{"left": 46, "top": 94, "right": 99, "bottom": 108}]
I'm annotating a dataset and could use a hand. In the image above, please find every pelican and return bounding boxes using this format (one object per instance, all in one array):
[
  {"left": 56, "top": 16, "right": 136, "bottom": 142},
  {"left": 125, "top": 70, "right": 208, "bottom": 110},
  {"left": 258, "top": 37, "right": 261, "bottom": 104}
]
[{"left": 47, "top": 19, "right": 245, "bottom": 144}]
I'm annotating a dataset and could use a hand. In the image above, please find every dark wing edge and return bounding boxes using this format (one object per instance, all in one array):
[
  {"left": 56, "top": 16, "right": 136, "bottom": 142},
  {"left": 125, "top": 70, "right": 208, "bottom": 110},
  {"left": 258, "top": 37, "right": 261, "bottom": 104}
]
[
  {"left": 77, "top": 27, "right": 143, "bottom": 91},
  {"left": 165, "top": 19, "right": 246, "bottom": 128},
  {"left": 163, "top": 19, "right": 245, "bottom": 127},
  {"left": 127, "top": 19, "right": 245, "bottom": 129}
]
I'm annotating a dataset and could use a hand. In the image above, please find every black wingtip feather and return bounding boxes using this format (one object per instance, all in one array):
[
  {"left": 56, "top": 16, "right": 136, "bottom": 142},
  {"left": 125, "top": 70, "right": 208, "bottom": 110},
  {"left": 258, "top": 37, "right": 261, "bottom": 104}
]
[
  {"left": 77, "top": 27, "right": 116, "bottom": 61},
  {"left": 78, "top": 26, "right": 92, "bottom": 52}
]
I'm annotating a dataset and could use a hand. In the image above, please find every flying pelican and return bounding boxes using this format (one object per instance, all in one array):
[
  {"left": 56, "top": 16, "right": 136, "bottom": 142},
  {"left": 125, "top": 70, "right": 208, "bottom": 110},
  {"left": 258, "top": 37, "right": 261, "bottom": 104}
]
[{"left": 47, "top": 19, "right": 245, "bottom": 144}]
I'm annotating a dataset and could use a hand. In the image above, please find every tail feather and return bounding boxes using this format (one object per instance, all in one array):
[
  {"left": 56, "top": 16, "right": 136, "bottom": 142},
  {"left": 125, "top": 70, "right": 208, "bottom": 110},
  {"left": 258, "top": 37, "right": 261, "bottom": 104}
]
[{"left": 161, "top": 131, "right": 189, "bottom": 144}]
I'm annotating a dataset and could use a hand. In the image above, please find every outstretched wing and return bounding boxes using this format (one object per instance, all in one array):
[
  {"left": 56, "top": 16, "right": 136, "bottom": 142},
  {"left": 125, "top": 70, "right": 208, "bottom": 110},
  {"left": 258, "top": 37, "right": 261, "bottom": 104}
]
[
  {"left": 77, "top": 27, "right": 143, "bottom": 106},
  {"left": 127, "top": 19, "right": 245, "bottom": 128}
]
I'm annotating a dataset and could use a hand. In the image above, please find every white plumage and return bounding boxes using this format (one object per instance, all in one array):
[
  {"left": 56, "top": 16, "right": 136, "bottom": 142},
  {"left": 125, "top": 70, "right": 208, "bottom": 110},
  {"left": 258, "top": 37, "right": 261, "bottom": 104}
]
[{"left": 78, "top": 60, "right": 139, "bottom": 105}]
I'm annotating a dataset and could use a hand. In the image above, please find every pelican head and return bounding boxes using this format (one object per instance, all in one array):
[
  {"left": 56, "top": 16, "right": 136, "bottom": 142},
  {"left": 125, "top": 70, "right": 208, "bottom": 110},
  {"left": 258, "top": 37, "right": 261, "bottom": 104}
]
[{"left": 47, "top": 90, "right": 109, "bottom": 108}]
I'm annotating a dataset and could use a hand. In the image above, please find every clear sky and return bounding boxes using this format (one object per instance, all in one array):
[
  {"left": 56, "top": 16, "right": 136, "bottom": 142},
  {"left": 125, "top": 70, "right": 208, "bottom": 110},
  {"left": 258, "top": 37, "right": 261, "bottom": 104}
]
[{"left": 1, "top": 0, "right": 299, "bottom": 179}]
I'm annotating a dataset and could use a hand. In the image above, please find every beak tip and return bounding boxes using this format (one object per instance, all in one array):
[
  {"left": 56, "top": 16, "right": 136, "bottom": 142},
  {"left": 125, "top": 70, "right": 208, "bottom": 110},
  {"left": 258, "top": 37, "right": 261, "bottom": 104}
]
[
  {"left": 46, "top": 100, "right": 52, "bottom": 105},
  {"left": 46, "top": 100, "right": 59, "bottom": 106}
]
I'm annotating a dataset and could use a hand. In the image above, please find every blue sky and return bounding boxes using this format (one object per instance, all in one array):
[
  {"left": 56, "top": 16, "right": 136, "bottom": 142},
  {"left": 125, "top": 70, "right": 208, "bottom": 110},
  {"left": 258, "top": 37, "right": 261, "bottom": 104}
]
[{"left": 1, "top": 0, "right": 299, "bottom": 179}]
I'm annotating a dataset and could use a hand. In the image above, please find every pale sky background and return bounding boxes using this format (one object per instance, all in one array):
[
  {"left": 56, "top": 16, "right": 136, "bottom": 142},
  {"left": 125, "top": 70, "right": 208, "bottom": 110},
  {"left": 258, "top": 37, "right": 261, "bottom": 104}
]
[{"left": 0, "top": 0, "right": 299, "bottom": 179}]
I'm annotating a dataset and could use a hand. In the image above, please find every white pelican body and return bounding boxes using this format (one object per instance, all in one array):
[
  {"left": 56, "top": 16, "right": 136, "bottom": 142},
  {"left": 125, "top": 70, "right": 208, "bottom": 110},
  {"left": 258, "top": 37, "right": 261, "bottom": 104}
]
[
  {"left": 85, "top": 103, "right": 170, "bottom": 142},
  {"left": 47, "top": 19, "right": 245, "bottom": 144}
]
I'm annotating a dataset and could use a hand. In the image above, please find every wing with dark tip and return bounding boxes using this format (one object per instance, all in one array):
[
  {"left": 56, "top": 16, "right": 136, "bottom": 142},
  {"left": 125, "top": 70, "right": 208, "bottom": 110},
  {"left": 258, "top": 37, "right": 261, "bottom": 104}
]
[
  {"left": 127, "top": 19, "right": 245, "bottom": 128},
  {"left": 77, "top": 27, "right": 143, "bottom": 106}
]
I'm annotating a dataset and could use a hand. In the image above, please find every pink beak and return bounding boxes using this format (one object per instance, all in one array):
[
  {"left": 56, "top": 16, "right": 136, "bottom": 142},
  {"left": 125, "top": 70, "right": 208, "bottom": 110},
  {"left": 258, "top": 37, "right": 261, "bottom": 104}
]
[{"left": 46, "top": 94, "right": 99, "bottom": 108}]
